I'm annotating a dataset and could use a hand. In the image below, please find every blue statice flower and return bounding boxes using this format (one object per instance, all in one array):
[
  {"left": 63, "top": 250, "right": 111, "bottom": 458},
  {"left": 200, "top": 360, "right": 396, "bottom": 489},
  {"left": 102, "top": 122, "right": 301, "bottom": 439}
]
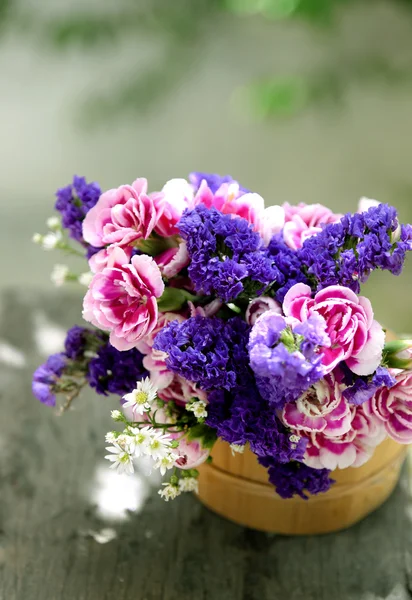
[
  {"left": 298, "top": 203, "right": 412, "bottom": 293},
  {"left": 266, "top": 236, "right": 309, "bottom": 303},
  {"left": 258, "top": 456, "right": 334, "bottom": 499},
  {"left": 189, "top": 172, "right": 249, "bottom": 194},
  {"left": 341, "top": 365, "right": 396, "bottom": 406},
  {"left": 206, "top": 385, "right": 307, "bottom": 463},
  {"left": 55, "top": 175, "right": 101, "bottom": 246},
  {"left": 88, "top": 343, "right": 148, "bottom": 397},
  {"left": 32, "top": 353, "right": 67, "bottom": 406},
  {"left": 154, "top": 315, "right": 251, "bottom": 392},
  {"left": 249, "top": 312, "right": 329, "bottom": 409},
  {"left": 178, "top": 205, "right": 279, "bottom": 302}
]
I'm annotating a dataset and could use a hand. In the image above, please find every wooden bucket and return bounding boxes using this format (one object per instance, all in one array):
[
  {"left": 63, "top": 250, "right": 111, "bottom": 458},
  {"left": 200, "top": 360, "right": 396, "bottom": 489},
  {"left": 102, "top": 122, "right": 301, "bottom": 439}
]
[{"left": 196, "top": 438, "right": 408, "bottom": 534}]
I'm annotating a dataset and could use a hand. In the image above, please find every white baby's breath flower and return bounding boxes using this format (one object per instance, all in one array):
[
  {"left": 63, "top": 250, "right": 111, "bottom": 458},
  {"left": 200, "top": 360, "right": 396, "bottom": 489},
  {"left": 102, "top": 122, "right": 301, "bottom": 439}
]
[
  {"left": 153, "top": 454, "right": 178, "bottom": 476},
  {"left": 178, "top": 477, "right": 199, "bottom": 493},
  {"left": 123, "top": 378, "right": 157, "bottom": 417},
  {"left": 78, "top": 272, "right": 94, "bottom": 287},
  {"left": 111, "top": 409, "right": 122, "bottom": 422},
  {"left": 50, "top": 264, "right": 69, "bottom": 287},
  {"left": 158, "top": 483, "right": 181, "bottom": 502},
  {"left": 33, "top": 233, "right": 43, "bottom": 244},
  {"left": 42, "top": 231, "right": 62, "bottom": 250},
  {"left": 47, "top": 216, "right": 61, "bottom": 230},
  {"left": 147, "top": 431, "right": 173, "bottom": 461},
  {"left": 187, "top": 400, "right": 208, "bottom": 419},
  {"left": 105, "top": 444, "right": 134, "bottom": 475},
  {"left": 230, "top": 444, "right": 245, "bottom": 456}
]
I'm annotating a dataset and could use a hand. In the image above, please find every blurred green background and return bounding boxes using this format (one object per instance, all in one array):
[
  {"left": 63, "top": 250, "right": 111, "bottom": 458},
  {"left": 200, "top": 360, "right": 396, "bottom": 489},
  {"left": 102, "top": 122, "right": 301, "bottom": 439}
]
[{"left": 2, "top": 0, "right": 412, "bottom": 333}]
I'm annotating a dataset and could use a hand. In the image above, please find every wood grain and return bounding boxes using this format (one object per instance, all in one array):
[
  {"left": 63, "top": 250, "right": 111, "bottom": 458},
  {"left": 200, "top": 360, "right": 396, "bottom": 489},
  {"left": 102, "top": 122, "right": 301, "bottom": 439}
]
[
  {"left": 0, "top": 289, "right": 411, "bottom": 600},
  {"left": 197, "top": 440, "right": 407, "bottom": 534}
]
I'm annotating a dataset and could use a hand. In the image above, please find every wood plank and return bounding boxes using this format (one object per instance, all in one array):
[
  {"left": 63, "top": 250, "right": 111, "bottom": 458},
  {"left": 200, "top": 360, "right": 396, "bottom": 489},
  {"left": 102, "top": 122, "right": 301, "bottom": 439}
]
[{"left": 0, "top": 290, "right": 411, "bottom": 600}]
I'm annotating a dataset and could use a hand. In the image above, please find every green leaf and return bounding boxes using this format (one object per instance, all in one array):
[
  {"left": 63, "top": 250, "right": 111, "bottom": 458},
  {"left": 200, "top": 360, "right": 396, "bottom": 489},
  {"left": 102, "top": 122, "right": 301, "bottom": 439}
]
[
  {"left": 187, "top": 424, "right": 218, "bottom": 450},
  {"left": 157, "top": 288, "right": 199, "bottom": 312}
]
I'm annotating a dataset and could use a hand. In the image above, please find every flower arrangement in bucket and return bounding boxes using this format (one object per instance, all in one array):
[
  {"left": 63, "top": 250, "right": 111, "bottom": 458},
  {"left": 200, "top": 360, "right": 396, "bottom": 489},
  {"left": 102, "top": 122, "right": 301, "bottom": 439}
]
[{"left": 32, "top": 174, "right": 412, "bottom": 534}]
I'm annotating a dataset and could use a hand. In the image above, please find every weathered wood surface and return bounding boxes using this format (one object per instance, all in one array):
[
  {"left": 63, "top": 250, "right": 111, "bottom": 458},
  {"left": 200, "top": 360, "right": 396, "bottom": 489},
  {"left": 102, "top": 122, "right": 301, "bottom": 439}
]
[{"left": 0, "top": 289, "right": 411, "bottom": 600}]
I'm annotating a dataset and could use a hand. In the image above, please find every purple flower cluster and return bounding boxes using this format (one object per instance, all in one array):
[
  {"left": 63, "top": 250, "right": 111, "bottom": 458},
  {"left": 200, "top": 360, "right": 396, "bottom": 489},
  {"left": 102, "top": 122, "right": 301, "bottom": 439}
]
[
  {"left": 258, "top": 456, "right": 334, "bottom": 500},
  {"left": 178, "top": 205, "right": 279, "bottom": 302},
  {"left": 154, "top": 315, "right": 251, "bottom": 391},
  {"left": 189, "top": 172, "right": 249, "bottom": 194},
  {"left": 88, "top": 344, "right": 148, "bottom": 397},
  {"left": 55, "top": 175, "right": 101, "bottom": 246},
  {"left": 249, "top": 312, "right": 329, "bottom": 409},
  {"left": 266, "top": 236, "right": 308, "bottom": 302},
  {"left": 32, "top": 353, "right": 67, "bottom": 406},
  {"left": 341, "top": 365, "right": 396, "bottom": 406},
  {"left": 298, "top": 203, "right": 412, "bottom": 293},
  {"left": 32, "top": 325, "right": 147, "bottom": 406},
  {"left": 207, "top": 386, "right": 307, "bottom": 463}
]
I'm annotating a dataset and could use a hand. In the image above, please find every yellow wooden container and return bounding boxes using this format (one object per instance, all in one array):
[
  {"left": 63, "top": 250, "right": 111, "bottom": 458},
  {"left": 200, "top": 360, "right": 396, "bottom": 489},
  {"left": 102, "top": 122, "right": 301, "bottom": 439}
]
[{"left": 196, "top": 438, "right": 407, "bottom": 535}]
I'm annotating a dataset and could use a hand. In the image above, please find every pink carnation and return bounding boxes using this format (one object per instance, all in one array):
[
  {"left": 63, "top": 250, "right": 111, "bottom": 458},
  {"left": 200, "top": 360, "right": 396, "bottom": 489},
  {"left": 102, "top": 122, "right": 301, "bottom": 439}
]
[
  {"left": 300, "top": 404, "right": 386, "bottom": 470},
  {"left": 154, "top": 178, "right": 194, "bottom": 238},
  {"left": 282, "top": 374, "right": 352, "bottom": 437},
  {"left": 82, "top": 247, "right": 164, "bottom": 351},
  {"left": 83, "top": 178, "right": 164, "bottom": 248},
  {"left": 245, "top": 296, "right": 282, "bottom": 326},
  {"left": 283, "top": 283, "right": 385, "bottom": 376},
  {"left": 157, "top": 374, "right": 207, "bottom": 405},
  {"left": 172, "top": 436, "right": 210, "bottom": 470},
  {"left": 366, "top": 370, "right": 412, "bottom": 443},
  {"left": 155, "top": 242, "right": 190, "bottom": 279},
  {"left": 282, "top": 202, "right": 342, "bottom": 250},
  {"left": 88, "top": 247, "right": 133, "bottom": 274}
]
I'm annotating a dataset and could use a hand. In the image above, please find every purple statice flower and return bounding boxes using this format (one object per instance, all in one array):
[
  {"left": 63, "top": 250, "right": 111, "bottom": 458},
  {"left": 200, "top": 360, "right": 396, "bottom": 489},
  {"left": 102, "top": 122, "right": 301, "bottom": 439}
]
[
  {"left": 154, "top": 315, "right": 251, "bottom": 392},
  {"left": 87, "top": 343, "right": 147, "bottom": 397},
  {"left": 258, "top": 456, "right": 334, "bottom": 499},
  {"left": 298, "top": 203, "right": 412, "bottom": 293},
  {"left": 266, "top": 236, "right": 309, "bottom": 303},
  {"left": 206, "top": 385, "right": 306, "bottom": 462},
  {"left": 55, "top": 175, "right": 101, "bottom": 246},
  {"left": 32, "top": 353, "right": 67, "bottom": 406},
  {"left": 64, "top": 325, "right": 107, "bottom": 360},
  {"left": 341, "top": 365, "right": 396, "bottom": 405},
  {"left": 249, "top": 312, "right": 329, "bottom": 409},
  {"left": 178, "top": 205, "right": 279, "bottom": 302},
  {"left": 64, "top": 326, "right": 89, "bottom": 360},
  {"left": 189, "top": 172, "right": 249, "bottom": 195}
]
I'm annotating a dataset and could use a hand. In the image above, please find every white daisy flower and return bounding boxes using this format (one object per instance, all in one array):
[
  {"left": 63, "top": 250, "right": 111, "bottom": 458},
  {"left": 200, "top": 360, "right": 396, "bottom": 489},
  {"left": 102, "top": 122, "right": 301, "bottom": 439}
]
[
  {"left": 147, "top": 431, "right": 173, "bottom": 461},
  {"left": 179, "top": 477, "right": 199, "bottom": 493},
  {"left": 187, "top": 400, "right": 208, "bottom": 419},
  {"left": 105, "top": 444, "right": 134, "bottom": 475},
  {"left": 158, "top": 483, "right": 181, "bottom": 502},
  {"left": 230, "top": 444, "right": 245, "bottom": 456},
  {"left": 50, "top": 264, "right": 69, "bottom": 287},
  {"left": 105, "top": 431, "right": 117, "bottom": 444},
  {"left": 128, "top": 426, "right": 155, "bottom": 457},
  {"left": 123, "top": 378, "right": 157, "bottom": 417},
  {"left": 153, "top": 453, "right": 178, "bottom": 476}
]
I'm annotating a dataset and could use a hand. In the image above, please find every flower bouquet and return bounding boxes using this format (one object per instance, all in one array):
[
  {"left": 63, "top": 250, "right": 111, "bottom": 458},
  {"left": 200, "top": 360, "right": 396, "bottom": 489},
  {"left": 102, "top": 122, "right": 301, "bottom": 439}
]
[{"left": 33, "top": 173, "right": 412, "bottom": 534}]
